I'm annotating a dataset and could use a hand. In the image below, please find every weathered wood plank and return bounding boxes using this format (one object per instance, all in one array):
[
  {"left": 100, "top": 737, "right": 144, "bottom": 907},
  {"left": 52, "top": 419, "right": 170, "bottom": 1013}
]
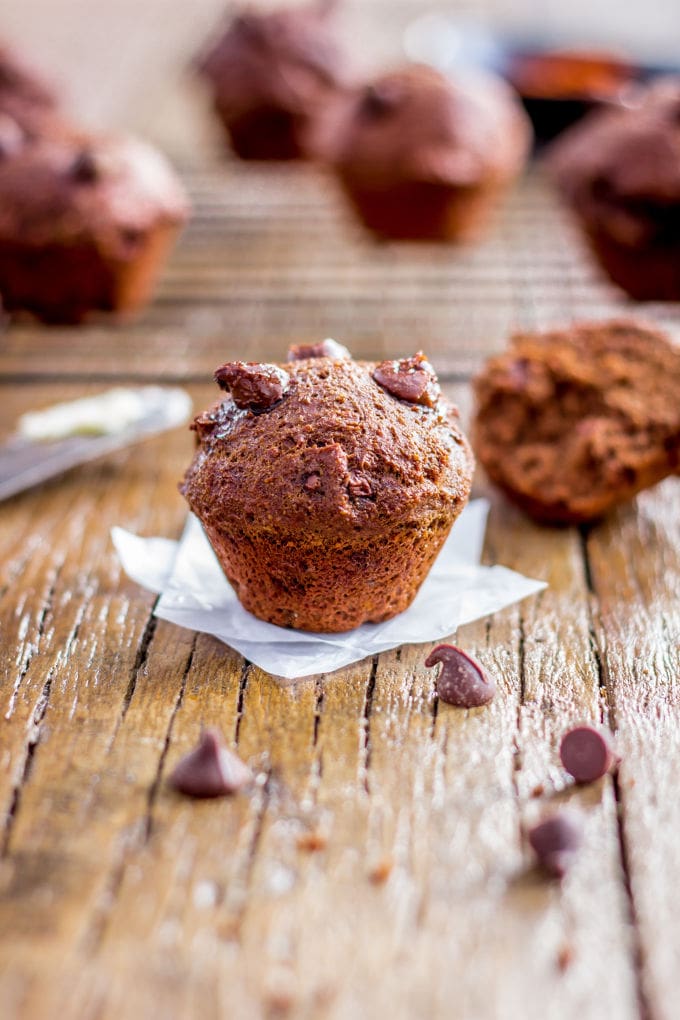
[
  {"left": 0, "top": 386, "right": 201, "bottom": 1015},
  {"left": 585, "top": 478, "right": 680, "bottom": 1020},
  {"left": 0, "top": 374, "right": 647, "bottom": 1020}
]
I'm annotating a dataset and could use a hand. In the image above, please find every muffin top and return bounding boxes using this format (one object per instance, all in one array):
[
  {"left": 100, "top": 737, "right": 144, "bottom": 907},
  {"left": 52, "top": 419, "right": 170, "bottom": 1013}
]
[
  {"left": 326, "top": 64, "right": 531, "bottom": 187},
  {"left": 0, "top": 130, "right": 189, "bottom": 251},
  {"left": 181, "top": 344, "right": 474, "bottom": 539},
  {"left": 196, "top": 4, "right": 345, "bottom": 118},
  {"left": 550, "top": 78, "right": 680, "bottom": 245}
]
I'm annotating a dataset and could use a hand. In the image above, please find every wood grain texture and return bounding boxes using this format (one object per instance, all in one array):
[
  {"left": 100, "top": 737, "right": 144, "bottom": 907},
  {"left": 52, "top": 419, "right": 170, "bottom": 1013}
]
[
  {"left": 3, "top": 380, "right": 675, "bottom": 1019},
  {"left": 1, "top": 0, "right": 680, "bottom": 1017}
]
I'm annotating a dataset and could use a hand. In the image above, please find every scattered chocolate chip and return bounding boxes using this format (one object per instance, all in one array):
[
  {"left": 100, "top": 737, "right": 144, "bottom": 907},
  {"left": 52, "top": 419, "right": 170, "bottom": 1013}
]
[
  {"left": 0, "top": 114, "right": 23, "bottom": 160},
  {"left": 347, "top": 472, "right": 372, "bottom": 498},
  {"left": 360, "top": 81, "right": 404, "bottom": 119},
  {"left": 368, "top": 856, "right": 394, "bottom": 884},
  {"left": 296, "top": 829, "right": 328, "bottom": 852},
  {"left": 556, "top": 943, "right": 574, "bottom": 973},
  {"left": 169, "top": 729, "right": 253, "bottom": 798},
  {"left": 372, "top": 352, "right": 440, "bottom": 408},
  {"left": 214, "top": 361, "right": 290, "bottom": 411},
  {"left": 287, "top": 339, "right": 351, "bottom": 361},
  {"left": 559, "top": 725, "right": 617, "bottom": 783},
  {"left": 531, "top": 783, "right": 545, "bottom": 799},
  {"left": 528, "top": 812, "right": 582, "bottom": 879},
  {"left": 71, "top": 149, "right": 100, "bottom": 183},
  {"left": 424, "top": 644, "right": 495, "bottom": 708}
]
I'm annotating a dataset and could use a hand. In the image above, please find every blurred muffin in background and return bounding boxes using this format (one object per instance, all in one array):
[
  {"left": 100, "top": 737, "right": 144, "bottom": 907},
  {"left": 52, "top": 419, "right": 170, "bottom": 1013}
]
[
  {"left": 550, "top": 78, "right": 680, "bottom": 300},
  {"left": 0, "top": 131, "right": 189, "bottom": 323},
  {"left": 322, "top": 64, "right": 531, "bottom": 241},
  {"left": 195, "top": 2, "right": 347, "bottom": 160}
]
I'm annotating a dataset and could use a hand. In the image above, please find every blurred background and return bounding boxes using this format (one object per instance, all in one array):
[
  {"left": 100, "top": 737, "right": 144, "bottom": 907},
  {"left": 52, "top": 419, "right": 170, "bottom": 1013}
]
[
  {"left": 4, "top": 0, "right": 680, "bottom": 160},
  {"left": 2, "top": 0, "right": 680, "bottom": 383}
]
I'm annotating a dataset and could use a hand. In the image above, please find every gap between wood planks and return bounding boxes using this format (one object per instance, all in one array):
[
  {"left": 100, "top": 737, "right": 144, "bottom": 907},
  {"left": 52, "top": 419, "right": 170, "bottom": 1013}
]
[
  {"left": 579, "top": 526, "right": 651, "bottom": 1020},
  {"left": 0, "top": 491, "right": 654, "bottom": 1019}
]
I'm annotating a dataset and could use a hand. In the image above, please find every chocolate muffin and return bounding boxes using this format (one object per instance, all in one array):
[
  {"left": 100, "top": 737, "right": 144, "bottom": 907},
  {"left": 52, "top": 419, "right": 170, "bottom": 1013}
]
[
  {"left": 550, "top": 78, "right": 680, "bottom": 300},
  {"left": 0, "top": 131, "right": 189, "bottom": 323},
  {"left": 325, "top": 64, "right": 531, "bottom": 241},
  {"left": 196, "top": 3, "right": 345, "bottom": 160},
  {"left": 473, "top": 320, "right": 680, "bottom": 525},
  {"left": 181, "top": 345, "right": 474, "bottom": 632}
]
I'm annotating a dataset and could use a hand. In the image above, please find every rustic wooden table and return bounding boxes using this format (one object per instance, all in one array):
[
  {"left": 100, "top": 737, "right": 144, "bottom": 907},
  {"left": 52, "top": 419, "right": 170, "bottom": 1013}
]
[{"left": 2, "top": 2, "right": 680, "bottom": 1019}]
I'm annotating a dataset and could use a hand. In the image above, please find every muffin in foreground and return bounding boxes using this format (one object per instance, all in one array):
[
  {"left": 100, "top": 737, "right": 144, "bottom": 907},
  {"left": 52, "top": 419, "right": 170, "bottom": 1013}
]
[
  {"left": 550, "top": 78, "right": 680, "bottom": 300},
  {"left": 0, "top": 130, "right": 189, "bottom": 322},
  {"left": 195, "top": 3, "right": 346, "bottom": 161},
  {"left": 325, "top": 64, "right": 531, "bottom": 241},
  {"left": 181, "top": 343, "right": 474, "bottom": 632},
  {"left": 473, "top": 320, "right": 680, "bottom": 525}
]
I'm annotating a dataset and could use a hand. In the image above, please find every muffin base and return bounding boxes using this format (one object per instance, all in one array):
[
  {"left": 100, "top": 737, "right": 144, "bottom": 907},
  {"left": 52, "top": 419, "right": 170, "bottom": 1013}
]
[
  {"left": 339, "top": 178, "right": 507, "bottom": 241},
  {"left": 220, "top": 105, "right": 306, "bottom": 161},
  {"left": 585, "top": 227, "right": 680, "bottom": 301},
  {"left": 0, "top": 222, "right": 179, "bottom": 323},
  {"left": 203, "top": 510, "right": 460, "bottom": 633}
]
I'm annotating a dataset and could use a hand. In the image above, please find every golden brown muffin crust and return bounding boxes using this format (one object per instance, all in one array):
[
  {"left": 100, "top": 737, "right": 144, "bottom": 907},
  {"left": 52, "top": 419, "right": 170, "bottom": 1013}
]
[{"left": 181, "top": 350, "right": 474, "bottom": 631}]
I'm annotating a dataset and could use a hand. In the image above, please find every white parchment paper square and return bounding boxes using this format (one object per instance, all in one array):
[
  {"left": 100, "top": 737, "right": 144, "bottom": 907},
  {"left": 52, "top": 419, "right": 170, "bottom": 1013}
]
[{"left": 112, "top": 500, "right": 545, "bottom": 679}]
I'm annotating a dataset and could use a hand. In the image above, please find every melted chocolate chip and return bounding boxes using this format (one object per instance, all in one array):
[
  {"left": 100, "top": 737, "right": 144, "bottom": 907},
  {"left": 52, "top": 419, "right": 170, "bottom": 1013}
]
[
  {"left": 528, "top": 812, "right": 583, "bottom": 879},
  {"left": 359, "top": 81, "right": 404, "bottom": 120},
  {"left": 287, "top": 339, "right": 351, "bottom": 361},
  {"left": 71, "top": 149, "right": 100, "bottom": 183},
  {"left": 559, "top": 725, "right": 617, "bottom": 783},
  {"left": 347, "top": 472, "right": 372, "bottom": 498},
  {"left": 372, "top": 353, "right": 440, "bottom": 407},
  {"left": 304, "top": 472, "right": 322, "bottom": 491},
  {"left": 424, "top": 644, "right": 495, "bottom": 708},
  {"left": 192, "top": 409, "right": 219, "bottom": 441},
  {"left": 0, "top": 114, "right": 23, "bottom": 161},
  {"left": 169, "top": 729, "right": 253, "bottom": 798},
  {"left": 214, "top": 361, "right": 290, "bottom": 411}
]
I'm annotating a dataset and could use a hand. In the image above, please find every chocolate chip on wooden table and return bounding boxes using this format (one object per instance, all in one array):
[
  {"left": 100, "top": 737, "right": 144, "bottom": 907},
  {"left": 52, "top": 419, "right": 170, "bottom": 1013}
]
[
  {"left": 559, "top": 724, "right": 618, "bottom": 783},
  {"left": 424, "top": 644, "right": 495, "bottom": 707},
  {"left": 528, "top": 812, "right": 583, "bottom": 879},
  {"left": 169, "top": 728, "right": 253, "bottom": 798},
  {"left": 214, "top": 361, "right": 290, "bottom": 411},
  {"left": 287, "top": 338, "right": 351, "bottom": 361},
  {"left": 372, "top": 352, "right": 440, "bottom": 407}
]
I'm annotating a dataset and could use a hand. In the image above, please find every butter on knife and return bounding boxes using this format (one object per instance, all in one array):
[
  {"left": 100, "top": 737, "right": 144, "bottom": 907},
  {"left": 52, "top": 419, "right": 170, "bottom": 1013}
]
[{"left": 1, "top": 386, "right": 192, "bottom": 501}]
